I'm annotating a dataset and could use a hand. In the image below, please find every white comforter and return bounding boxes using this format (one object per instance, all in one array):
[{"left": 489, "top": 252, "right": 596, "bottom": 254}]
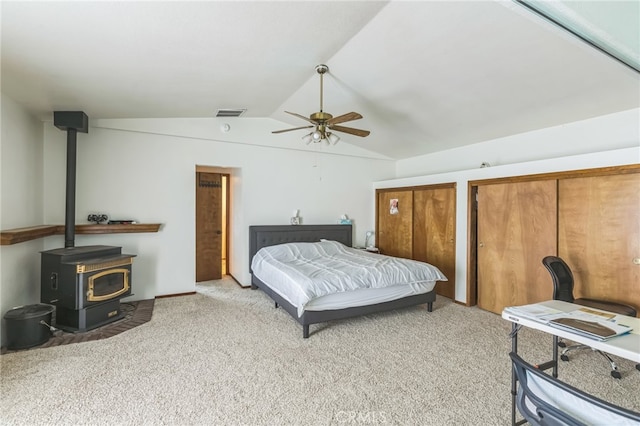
[{"left": 251, "top": 240, "right": 447, "bottom": 316}]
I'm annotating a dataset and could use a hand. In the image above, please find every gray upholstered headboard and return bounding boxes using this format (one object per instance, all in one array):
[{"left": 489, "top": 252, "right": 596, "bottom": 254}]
[{"left": 249, "top": 224, "right": 353, "bottom": 271}]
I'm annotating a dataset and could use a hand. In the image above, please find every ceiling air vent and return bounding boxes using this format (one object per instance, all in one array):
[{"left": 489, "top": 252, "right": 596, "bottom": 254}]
[{"left": 216, "top": 109, "right": 246, "bottom": 118}]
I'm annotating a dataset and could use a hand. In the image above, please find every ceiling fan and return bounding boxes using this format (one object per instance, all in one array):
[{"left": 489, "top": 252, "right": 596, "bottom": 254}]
[{"left": 273, "top": 64, "right": 370, "bottom": 145}]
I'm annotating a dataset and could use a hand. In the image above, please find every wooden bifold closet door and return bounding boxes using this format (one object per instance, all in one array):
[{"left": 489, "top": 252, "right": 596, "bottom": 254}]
[
  {"left": 476, "top": 180, "right": 557, "bottom": 314},
  {"left": 475, "top": 167, "right": 640, "bottom": 316},
  {"left": 413, "top": 188, "right": 456, "bottom": 299},
  {"left": 376, "top": 185, "right": 456, "bottom": 299},
  {"left": 377, "top": 190, "right": 413, "bottom": 259},
  {"left": 558, "top": 173, "right": 640, "bottom": 312}
]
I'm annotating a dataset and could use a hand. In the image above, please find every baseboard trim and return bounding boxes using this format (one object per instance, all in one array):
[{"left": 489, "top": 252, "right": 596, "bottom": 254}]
[
  {"left": 155, "top": 291, "right": 197, "bottom": 299},
  {"left": 227, "top": 274, "right": 246, "bottom": 288}
]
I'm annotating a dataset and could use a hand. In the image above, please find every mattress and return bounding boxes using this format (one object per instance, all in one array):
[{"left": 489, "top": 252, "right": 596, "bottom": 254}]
[{"left": 251, "top": 240, "right": 447, "bottom": 316}]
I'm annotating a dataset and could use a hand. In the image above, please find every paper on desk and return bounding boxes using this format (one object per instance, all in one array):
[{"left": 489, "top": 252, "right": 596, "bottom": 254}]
[
  {"left": 546, "top": 307, "right": 615, "bottom": 322},
  {"left": 503, "top": 303, "right": 563, "bottom": 323}
]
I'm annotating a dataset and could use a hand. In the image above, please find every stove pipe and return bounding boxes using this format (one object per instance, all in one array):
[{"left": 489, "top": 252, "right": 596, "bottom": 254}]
[{"left": 53, "top": 111, "right": 89, "bottom": 248}]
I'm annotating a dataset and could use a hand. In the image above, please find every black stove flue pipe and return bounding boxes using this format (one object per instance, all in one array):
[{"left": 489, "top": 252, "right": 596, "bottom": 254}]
[{"left": 53, "top": 111, "right": 89, "bottom": 248}]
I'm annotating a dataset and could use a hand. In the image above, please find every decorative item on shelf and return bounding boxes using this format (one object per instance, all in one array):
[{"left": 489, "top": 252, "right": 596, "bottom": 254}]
[
  {"left": 87, "top": 214, "right": 108, "bottom": 224},
  {"left": 339, "top": 214, "right": 352, "bottom": 225},
  {"left": 107, "top": 220, "right": 137, "bottom": 225},
  {"left": 290, "top": 210, "right": 301, "bottom": 225}
]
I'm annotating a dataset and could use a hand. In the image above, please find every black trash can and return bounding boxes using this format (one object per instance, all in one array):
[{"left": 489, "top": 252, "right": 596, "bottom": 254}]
[{"left": 4, "top": 304, "right": 55, "bottom": 350}]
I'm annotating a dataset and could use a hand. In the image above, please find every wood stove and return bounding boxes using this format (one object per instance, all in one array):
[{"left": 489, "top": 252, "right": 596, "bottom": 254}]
[
  {"left": 41, "top": 245, "right": 136, "bottom": 332},
  {"left": 40, "top": 111, "right": 137, "bottom": 332}
]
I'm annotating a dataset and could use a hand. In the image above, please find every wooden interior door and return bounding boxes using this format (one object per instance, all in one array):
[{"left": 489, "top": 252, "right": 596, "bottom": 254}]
[
  {"left": 558, "top": 173, "right": 640, "bottom": 313},
  {"left": 196, "top": 172, "right": 222, "bottom": 281},
  {"left": 477, "top": 180, "right": 557, "bottom": 314},
  {"left": 413, "top": 186, "right": 456, "bottom": 299},
  {"left": 376, "top": 190, "right": 413, "bottom": 258}
]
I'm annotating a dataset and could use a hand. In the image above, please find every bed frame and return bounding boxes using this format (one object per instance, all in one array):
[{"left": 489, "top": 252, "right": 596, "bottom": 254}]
[{"left": 249, "top": 224, "right": 436, "bottom": 338}]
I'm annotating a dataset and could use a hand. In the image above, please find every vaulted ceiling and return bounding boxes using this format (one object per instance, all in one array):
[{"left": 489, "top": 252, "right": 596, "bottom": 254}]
[{"left": 2, "top": 1, "right": 638, "bottom": 160}]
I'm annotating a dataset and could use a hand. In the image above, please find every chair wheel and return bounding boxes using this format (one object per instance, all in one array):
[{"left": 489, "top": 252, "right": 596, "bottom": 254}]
[
  {"left": 611, "top": 371, "right": 621, "bottom": 379},
  {"left": 557, "top": 342, "right": 566, "bottom": 348},
  {"left": 560, "top": 355, "right": 569, "bottom": 362}
]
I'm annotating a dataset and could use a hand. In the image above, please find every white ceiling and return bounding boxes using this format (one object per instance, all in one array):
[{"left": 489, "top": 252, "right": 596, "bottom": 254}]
[{"left": 2, "top": 1, "right": 639, "bottom": 160}]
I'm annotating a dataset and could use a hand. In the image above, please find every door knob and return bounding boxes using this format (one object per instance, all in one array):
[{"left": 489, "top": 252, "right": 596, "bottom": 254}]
[
  {"left": 479, "top": 242, "right": 484, "bottom": 247},
  {"left": 633, "top": 258, "right": 640, "bottom": 265}
]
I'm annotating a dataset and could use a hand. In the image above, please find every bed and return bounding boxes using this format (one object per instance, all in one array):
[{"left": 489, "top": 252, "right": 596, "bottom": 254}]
[{"left": 249, "top": 224, "right": 447, "bottom": 338}]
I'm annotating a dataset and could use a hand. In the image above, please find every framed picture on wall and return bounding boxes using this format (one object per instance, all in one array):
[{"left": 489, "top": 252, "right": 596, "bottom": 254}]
[{"left": 390, "top": 198, "right": 399, "bottom": 215}]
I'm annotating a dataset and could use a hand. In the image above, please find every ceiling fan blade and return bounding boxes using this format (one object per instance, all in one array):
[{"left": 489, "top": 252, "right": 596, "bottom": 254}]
[
  {"left": 285, "top": 111, "right": 316, "bottom": 124},
  {"left": 272, "top": 125, "right": 314, "bottom": 134},
  {"left": 329, "top": 125, "right": 370, "bottom": 137},
  {"left": 326, "top": 112, "right": 362, "bottom": 125}
]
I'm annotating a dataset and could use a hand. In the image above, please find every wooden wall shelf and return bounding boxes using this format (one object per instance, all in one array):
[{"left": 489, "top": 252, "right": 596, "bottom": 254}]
[
  {"left": 74, "top": 223, "right": 162, "bottom": 235},
  {"left": 1, "top": 223, "right": 162, "bottom": 245},
  {"left": 0, "top": 225, "right": 59, "bottom": 245}
]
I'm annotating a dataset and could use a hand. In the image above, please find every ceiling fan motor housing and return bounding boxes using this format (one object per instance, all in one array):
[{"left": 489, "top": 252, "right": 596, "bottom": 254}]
[{"left": 310, "top": 111, "right": 332, "bottom": 122}]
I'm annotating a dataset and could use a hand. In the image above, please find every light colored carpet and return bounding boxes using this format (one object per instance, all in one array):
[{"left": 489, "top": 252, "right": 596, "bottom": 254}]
[{"left": 1, "top": 277, "right": 638, "bottom": 425}]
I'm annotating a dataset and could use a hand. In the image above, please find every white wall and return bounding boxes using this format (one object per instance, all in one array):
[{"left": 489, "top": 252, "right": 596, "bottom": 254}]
[
  {"left": 41, "top": 118, "right": 396, "bottom": 299},
  {"left": 396, "top": 108, "right": 640, "bottom": 177},
  {"left": 376, "top": 109, "right": 640, "bottom": 304},
  {"left": 0, "top": 94, "right": 45, "bottom": 345}
]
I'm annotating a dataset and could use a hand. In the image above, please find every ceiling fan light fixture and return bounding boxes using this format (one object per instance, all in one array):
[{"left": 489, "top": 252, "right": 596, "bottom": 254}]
[
  {"left": 327, "top": 132, "right": 340, "bottom": 145},
  {"left": 271, "top": 64, "right": 370, "bottom": 144}
]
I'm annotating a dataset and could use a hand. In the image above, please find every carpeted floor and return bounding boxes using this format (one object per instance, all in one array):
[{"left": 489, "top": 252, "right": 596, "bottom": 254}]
[
  {"left": 1, "top": 277, "right": 638, "bottom": 425},
  {"left": 1, "top": 299, "right": 154, "bottom": 354}
]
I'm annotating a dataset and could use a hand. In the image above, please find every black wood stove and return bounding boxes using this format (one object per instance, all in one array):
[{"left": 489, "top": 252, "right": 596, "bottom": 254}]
[
  {"left": 41, "top": 245, "right": 135, "bottom": 332},
  {"left": 40, "top": 112, "right": 136, "bottom": 332}
]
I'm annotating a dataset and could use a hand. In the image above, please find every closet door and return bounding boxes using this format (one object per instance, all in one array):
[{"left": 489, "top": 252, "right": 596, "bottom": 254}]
[
  {"left": 477, "top": 180, "right": 557, "bottom": 314},
  {"left": 558, "top": 173, "right": 640, "bottom": 313},
  {"left": 413, "top": 187, "right": 456, "bottom": 299},
  {"left": 377, "top": 190, "right": 413, "bottom": 258}
]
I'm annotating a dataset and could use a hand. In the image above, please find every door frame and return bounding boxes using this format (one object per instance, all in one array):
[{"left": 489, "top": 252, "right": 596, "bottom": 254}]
[{"left": 195, "top": 165, "right": 233, "bottom": 279}]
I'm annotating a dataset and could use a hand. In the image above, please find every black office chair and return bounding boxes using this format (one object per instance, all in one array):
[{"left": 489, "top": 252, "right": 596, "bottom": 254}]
[
  {"left": 542, "top": 256, "right": 638, "bottom": 379},
  {"left": 510, "top": 352, "right": 640, "bottom": 425}
]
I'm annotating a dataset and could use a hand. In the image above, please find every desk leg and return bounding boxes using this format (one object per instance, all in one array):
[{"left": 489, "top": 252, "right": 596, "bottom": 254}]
[
  {"left": 509, "top": 324, "right": 528, "bottom": 426},
  {"left": 533, "top": 335, "right": 558, "bottom": 377},
  {"left": 510, "top": 323, "right": 518, "bottom": 426},
  {"left": 552, "top": 335, "right": 558, "bottom": 378}
]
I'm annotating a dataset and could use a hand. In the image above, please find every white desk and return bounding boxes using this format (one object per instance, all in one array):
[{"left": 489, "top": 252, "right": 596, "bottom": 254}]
[
  {"left": 502, "top": 300, "right": 640, "bottom": 426},
  {"left": 503, "top": 300, "right": 640, "bottom": 363}
]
